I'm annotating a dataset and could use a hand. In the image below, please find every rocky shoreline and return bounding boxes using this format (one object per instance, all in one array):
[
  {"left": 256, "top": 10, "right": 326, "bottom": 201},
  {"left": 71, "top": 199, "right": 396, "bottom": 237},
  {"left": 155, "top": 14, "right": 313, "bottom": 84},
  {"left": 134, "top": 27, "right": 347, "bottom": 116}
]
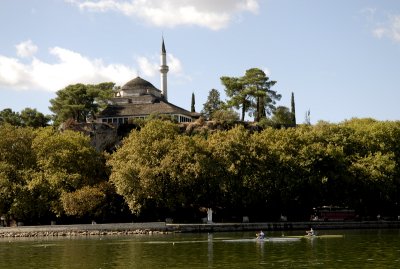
[
  {"left": 0, "top": 229, "right": 169, "bottom": 238},
  {"left": 0, "top": 222, "right": 169, "bottom": 238},
  {"left": 1, "top": 221, "right": 400, "bottom": 238}
]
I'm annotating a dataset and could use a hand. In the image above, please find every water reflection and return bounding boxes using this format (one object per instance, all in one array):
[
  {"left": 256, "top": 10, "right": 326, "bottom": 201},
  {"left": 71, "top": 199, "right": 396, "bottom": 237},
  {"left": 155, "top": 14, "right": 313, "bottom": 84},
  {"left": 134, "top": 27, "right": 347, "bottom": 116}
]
[
  {"left": 207, "top": 233, "right": 213, "bottom": 268},
  {"left": 0, "top": 230, "right": 400, "bottom": 268}
]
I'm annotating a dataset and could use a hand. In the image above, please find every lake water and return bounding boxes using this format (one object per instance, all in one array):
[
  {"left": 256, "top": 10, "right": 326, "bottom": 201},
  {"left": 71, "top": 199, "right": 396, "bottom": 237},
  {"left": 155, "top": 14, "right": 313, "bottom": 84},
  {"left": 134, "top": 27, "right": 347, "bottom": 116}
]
[{"left": 0, "top": 229, "right": 399, "bottom": 268}]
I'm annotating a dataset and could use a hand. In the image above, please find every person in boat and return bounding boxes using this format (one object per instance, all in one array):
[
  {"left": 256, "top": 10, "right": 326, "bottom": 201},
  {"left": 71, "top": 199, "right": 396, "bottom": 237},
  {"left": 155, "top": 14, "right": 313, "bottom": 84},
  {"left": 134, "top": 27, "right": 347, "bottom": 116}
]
[
  {"left": 306, "top": 228, "right": 315, "bottom": 236},
  {"left": 257, "top": 230, "right": 265, "bottom": 239}
]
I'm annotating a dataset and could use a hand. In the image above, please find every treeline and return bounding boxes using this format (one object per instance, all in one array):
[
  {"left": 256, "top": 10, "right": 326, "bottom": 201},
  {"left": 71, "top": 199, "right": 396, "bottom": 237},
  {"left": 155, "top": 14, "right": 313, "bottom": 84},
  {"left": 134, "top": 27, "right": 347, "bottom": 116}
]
[{"left": 1, "top": 118, "right": 399, "bottom": 225}]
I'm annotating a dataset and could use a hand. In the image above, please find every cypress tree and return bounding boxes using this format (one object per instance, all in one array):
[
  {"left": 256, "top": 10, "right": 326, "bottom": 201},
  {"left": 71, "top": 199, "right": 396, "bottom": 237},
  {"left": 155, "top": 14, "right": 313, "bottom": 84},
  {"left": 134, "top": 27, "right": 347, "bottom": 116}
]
[
  {"left": 291, "top": 92, "right": 296, "bottom": 126},
  {"left": 191, "top": 92, "right": 196, "bottom": 112}
]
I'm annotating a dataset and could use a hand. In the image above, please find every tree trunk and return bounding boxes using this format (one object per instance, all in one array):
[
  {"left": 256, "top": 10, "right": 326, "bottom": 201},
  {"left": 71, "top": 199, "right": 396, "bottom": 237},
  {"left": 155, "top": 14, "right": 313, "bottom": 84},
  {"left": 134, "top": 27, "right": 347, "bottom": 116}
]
[{"left": 241, "top": 104, "right": 245, "bottom": 121}]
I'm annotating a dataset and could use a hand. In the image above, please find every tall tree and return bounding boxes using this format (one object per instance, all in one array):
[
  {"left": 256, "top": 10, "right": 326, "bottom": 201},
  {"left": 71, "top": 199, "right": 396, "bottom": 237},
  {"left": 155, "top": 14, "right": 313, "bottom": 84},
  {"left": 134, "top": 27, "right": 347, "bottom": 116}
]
[
  {"left": 305, "top": 110, "right": 311, "bottom": 125},
  {"left": 241, "top": 68, "right": 279, "bottom": 121},
  {"left": 221, "top": 68, "right": 280, "bottom": 121},
  {"left": 290, "top": 92, "right": 296, "bottom": 126},
  {"left": 49, "top": 82, "right": 114, "bottom": 125},
  {"left": 220, "top": 76, "right": 251, "bottom": 121},
  {"left": 191, "top": 92, "right": 195, "bottom": 112},
  {"left": 201, "top": 89, "right": 224, "bottom": 120}
]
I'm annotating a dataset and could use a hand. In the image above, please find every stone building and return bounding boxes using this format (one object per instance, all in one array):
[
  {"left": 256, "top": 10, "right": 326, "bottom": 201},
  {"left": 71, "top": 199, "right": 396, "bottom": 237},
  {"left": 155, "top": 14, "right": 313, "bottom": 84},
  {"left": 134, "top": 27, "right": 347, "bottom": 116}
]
[{"left": 97, "top": 39, "right": 199, "bottom": 124}]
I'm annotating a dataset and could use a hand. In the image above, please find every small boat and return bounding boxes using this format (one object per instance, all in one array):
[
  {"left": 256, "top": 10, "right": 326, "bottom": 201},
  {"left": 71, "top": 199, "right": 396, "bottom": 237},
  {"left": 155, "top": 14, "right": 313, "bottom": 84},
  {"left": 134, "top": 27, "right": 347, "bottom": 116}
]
[
  {"left": 265, "top": 237, "right": 301, "bottom": 242},
  {"left": 286, "top": 234, "right": 344, "bottom": 239},
  {"left": 223, "top": 237, "right": 301, "bottom": 243}
]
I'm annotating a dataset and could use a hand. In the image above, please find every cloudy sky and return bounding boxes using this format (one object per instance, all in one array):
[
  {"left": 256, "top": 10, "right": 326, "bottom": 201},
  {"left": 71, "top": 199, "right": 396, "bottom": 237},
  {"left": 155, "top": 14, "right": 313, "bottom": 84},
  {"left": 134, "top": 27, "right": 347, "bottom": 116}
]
[{"left": 1, "top": 0, "right": 399, "bottom": 123}]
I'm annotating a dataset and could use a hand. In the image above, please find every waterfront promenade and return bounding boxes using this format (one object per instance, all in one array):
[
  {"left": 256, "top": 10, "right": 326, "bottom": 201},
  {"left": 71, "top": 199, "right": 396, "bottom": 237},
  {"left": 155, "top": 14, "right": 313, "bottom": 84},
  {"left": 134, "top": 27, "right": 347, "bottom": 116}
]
[{"left": 1, "top": 221, "right": 400, "bottom": 237}]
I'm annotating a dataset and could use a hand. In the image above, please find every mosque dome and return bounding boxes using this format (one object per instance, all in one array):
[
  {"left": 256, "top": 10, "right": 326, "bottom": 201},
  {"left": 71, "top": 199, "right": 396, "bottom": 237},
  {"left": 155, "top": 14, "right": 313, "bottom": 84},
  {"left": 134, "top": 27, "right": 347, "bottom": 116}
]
[{"left": 121, "top": 76, "right": 159, "bottom": 92}]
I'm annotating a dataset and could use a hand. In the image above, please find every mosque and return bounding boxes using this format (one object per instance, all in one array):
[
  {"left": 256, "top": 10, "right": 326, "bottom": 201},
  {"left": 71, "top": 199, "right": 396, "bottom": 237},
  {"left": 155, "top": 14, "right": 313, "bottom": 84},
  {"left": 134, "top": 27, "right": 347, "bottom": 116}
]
[{"left": 97, "top": 39, "right": 199, "bottom": 124}]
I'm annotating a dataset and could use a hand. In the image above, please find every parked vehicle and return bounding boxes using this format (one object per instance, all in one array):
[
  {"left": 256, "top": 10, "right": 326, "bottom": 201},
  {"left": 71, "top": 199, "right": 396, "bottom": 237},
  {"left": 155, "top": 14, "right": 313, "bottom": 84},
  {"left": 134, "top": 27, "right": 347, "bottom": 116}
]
[{"left": 311, "top": 206, "right": 356, "bottom": 221}]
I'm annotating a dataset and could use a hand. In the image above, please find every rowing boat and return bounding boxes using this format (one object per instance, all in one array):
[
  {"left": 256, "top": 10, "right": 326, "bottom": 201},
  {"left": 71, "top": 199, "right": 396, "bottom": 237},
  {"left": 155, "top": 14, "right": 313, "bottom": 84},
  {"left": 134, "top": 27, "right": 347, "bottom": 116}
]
[
  {"left": 286, "top": 234, "right": 344, "bottom": 239},
  {"left": 223, "top": 237, "right": 301, "bottom": 243}
]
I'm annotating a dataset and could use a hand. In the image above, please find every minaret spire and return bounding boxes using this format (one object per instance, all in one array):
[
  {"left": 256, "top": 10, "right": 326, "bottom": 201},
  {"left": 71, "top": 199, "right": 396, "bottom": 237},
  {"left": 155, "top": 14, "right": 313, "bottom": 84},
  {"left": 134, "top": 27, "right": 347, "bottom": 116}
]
[{"left": 160, "top": 37, "right": 169, "bottom": 101}]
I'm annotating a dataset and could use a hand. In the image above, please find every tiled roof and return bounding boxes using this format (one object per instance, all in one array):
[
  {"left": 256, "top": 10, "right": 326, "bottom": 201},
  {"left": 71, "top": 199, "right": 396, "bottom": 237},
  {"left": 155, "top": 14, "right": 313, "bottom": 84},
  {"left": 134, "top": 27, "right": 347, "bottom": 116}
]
[
  {"left": 98, "top": 98, "right": 198, "bottom": 118},
  {"left": 121, "top": 76, "right": 160, "bottom": 92},
  {"left": 112, "top": 95, "right": 158, "bottom": 104}
]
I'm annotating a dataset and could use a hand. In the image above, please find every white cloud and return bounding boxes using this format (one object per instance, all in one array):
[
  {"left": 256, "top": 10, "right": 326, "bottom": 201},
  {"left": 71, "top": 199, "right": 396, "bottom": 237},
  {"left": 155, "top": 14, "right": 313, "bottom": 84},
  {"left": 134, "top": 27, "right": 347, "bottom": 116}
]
[
  {"left": 0, "top": 41, "right": 187, "bottom": 92},
  {"left": 372, "top": 14, "right": 400, "bottom": 43},
  {"left": 167, "top": 54, "right": 183, "bottom": 75},
  {"left": 65, "top": 0, "right": 259, "bottom": 30},
  {"left": 136, "top": 53, "right": 190, "bottom": 82},
  {"left": 0, "top": 56, "right": 33, "bottom": 89},
  {"left": 136, "top": 56, "right": 158, "bottom": 77},
  {"left": 15, "top": 40, "right": 38, "bottom": 58}
]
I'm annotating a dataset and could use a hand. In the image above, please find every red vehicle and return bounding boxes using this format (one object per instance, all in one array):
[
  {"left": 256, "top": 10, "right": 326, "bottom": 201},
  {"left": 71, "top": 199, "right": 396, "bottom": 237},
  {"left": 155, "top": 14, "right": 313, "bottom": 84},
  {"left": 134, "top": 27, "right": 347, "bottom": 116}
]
[{"left": 311, "top": 206, "right": 356, "bottom": 221}]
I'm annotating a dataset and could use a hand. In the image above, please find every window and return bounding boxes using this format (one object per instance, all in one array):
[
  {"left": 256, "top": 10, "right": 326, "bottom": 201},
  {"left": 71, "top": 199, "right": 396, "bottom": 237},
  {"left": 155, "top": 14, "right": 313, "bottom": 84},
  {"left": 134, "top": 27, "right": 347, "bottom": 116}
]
[{"left": 178, "top": 115, "right": 192, "bottom": 123}]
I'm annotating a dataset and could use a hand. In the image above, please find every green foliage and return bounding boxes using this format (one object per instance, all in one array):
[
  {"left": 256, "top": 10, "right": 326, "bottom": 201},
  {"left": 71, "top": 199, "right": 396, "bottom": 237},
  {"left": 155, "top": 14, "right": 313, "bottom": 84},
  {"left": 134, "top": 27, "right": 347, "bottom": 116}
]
[
  {"left": 207, "top": 126, "right": 256, "bottom": 210},
  {"left": 270, "top": 106, "right": 293, "bottom": 127},
  {"left": 2, "top": 117, "right": 400, "bottom": 223},
  {"left": 221, "top": 68, "right": 280, "bottom": 121},
  {"left": 290, "top": 92, "right": 296, "bottom": 125},
  {"left": 221, "top": 75, "right": 250, "bottom": 121},
  {"left": 201, "top": 89, "right": 225, "bottom": 120},
  {"left": 32, "top": 127, "right": 106, "bottom": 192},
  {"left": 108, "top": 118, "right": 400, "bottom": 221},
  {"left": 0, "top": 108, "right": 50, "bottom": 127},
  {"left": 108, "top": 120, "right": 180, "bottom": 214},
  {"left": 61, "top": 185, "right": 106, "bottom": 217},
  {"left": 211, "top": 109, "right": 239, "bottom": 125},
  {"left": 191, "top": 92, "right": 196, "bottom": 113},
  {"left": 49, "top": 82, "right": 114, "bottom": 125},
  {"left": 0, "top": 108, "right": 22, "bottom": 126},
  {"left": 20, "top": 107, "right": 51, "bottom": 127},
  {"left": 0, "top": 123, "right": 111, "bottom": 223},
  {"left": 0, "top": 124, "right": 38, "bottom": 221}
]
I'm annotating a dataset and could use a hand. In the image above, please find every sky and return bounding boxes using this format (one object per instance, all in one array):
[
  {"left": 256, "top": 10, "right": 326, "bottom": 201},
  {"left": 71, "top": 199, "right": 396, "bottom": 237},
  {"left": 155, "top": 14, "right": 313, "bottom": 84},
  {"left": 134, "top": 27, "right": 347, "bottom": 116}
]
[{"left": 1, "top": 0, "right": 399, "bottom": 124}]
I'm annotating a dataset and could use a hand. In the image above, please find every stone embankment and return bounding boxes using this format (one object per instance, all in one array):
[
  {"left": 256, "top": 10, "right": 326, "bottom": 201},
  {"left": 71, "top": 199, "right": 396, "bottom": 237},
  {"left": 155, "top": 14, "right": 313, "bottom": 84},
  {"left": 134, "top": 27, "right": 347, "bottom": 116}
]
[
  {"left": 1, "top": 221, "right": 400, "bottom": 238},
  {"left": 0, "top": 223, "right": 168, "bottom": 238}
]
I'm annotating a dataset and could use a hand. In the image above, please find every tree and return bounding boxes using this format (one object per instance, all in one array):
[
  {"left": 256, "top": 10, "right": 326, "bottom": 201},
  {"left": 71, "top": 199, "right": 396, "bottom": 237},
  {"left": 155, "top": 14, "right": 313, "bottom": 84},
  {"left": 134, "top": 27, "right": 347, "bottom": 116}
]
[
  {"left": 0, "top": 108, "right": 21, "bottom": 126},
  {"left": 60, "top": 184, "right": 106, "bottom": 218},
  {"left": 0, "top": 108, "right": 50, "bottom": 128},
  {"left": 241, "top": 68, "right": 279, "bottom": 121},
  {"left": 305, "top": 110, "right": 311, "bottom": 125},
  {"left": 206, "top": 126, "right": 255, "bottom": 214},
  {"left": 49, "top": 82, "right": 114, "bottom": 125},
  {"left": 270, "top": 106, "right": 293, "bottom": 126},
  {"left": 201, "top": 89, "right": 224, "bottom": 120},
  {"left": 221, "top": 76, "right": 250, "bottom": 121},
  {"left": 291, "top": 92, "right": 296, "bottom": 126},
  {"left": 0, "top": 124, "right": 38, "bottom": 223},
  {"left": 211, "top": 109, "right": 239, "bottom": 124},
  {"left": 221, "top": 68, "right": 280, "bottom": 121},
  {"left": 108, "top": 120, "right": 180, "bottom": 215},
  {"left": 31, "top": 127, "right": 108, "bottom": 217},
  {"left": 191, "top": 92, "right": 196, "bottom": 112},
  {"left": 20, "top": 108, "right": 51, "bottom": 127}
]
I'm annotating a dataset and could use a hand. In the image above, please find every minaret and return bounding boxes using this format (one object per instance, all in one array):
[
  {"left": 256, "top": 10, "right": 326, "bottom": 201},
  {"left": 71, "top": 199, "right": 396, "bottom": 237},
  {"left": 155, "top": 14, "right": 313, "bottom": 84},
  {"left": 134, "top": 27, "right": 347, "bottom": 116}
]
[{"left": 160, "top": 37, "right": 169, "bottom": 101}]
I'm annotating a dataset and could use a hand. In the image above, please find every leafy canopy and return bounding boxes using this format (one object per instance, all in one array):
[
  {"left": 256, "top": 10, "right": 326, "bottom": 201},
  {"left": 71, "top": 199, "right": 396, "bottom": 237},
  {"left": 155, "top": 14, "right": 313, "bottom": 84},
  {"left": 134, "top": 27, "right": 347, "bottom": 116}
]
[
  {"left": 49, "top": 82, "right": 114, "bottom": 125},
  {"left": 221, "top": 68, "right": 280, "bottom": 121}
]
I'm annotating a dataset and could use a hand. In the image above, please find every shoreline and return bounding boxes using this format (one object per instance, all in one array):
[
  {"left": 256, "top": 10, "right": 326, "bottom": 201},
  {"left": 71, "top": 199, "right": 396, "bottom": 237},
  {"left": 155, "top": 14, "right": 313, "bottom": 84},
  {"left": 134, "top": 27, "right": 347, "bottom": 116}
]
[{"left": 1, "top": 221, "right": 399, "bottom": 238}]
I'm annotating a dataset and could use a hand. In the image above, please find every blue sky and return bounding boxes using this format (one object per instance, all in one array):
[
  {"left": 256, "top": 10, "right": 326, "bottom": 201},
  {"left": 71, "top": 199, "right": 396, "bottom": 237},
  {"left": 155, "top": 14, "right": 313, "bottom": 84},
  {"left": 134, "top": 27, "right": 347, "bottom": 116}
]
[{"left": 0, "top": 0, "right": 399, "bottom": 124}]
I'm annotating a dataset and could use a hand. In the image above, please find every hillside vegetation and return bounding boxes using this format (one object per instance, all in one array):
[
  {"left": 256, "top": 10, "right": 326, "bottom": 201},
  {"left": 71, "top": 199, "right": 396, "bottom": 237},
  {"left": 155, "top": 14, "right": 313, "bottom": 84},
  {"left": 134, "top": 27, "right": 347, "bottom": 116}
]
[{"left": 1, "top": 118, "right": 399, "bottom": 224}]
